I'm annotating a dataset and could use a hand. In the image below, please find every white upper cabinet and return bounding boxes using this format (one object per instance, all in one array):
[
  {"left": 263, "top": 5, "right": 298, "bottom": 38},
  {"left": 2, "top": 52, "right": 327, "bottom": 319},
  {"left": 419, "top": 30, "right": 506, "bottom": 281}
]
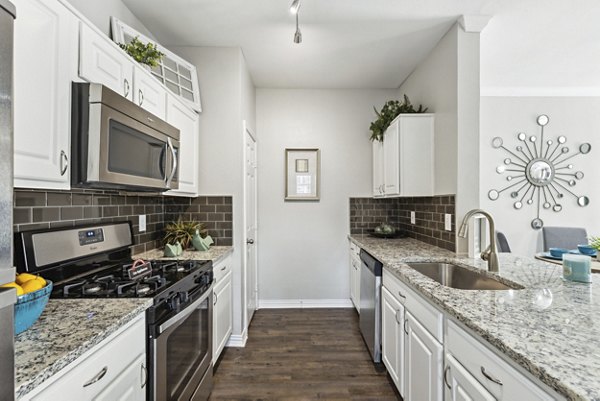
[
  {"left": 373, "top": 114, "right": 434, "bottom": 198},
  {"left": 133, "top": 64, "right": 166, "bottom": 120},
  {"left": 372, "top": 139, "right": 385, "bottom": 197},
  {"left": 79, "top": 22, "right": 134, "bottom": 101},
  {"left": 165, "top": 94, "right": 199, "bottom": 196},
  {"left": 13, "top": 0, "right": 79, "bottom": 189}
]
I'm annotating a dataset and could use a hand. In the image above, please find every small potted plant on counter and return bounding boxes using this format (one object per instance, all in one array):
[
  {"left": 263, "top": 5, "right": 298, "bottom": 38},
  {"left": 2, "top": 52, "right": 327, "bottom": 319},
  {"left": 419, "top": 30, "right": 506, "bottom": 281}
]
[{"left": 163, "top": 219, "right": 214, "bottom": 256}]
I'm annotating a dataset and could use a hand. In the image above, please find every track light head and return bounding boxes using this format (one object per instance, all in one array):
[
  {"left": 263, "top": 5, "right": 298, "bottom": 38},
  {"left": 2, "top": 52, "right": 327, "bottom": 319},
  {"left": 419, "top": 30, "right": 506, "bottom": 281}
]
[{"left": 290, "top": 0, "right": 301, "bottom": 14}]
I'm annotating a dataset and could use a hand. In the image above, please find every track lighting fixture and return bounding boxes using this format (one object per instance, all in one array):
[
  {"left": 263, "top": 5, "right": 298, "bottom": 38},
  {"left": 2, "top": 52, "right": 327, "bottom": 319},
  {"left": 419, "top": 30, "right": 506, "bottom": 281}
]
[
  {"left": 290, "top": 0, "right": 301, "bottom": 14},
  {"left": 293, "top": 12, "right": 302, "bottom": 44}
]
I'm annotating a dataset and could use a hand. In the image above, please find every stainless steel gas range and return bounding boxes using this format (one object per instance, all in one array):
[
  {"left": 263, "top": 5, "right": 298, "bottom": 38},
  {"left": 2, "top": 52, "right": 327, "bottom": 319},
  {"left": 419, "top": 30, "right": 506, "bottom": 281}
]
[{"left": 15, "top": 222, "right": 214, "bottom": 401}]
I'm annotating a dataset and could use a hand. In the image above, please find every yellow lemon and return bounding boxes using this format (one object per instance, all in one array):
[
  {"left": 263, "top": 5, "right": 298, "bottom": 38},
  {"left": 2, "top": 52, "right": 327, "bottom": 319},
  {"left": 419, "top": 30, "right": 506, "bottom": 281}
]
[
  {"left": 16, "top": 273, "right": 37, "bottom": 285},
  {"left": 1, "top": 282, "right": 24, "bottom": 296},
  {"left": 21, "top": 279, "right": 44, "bottom": 294}
]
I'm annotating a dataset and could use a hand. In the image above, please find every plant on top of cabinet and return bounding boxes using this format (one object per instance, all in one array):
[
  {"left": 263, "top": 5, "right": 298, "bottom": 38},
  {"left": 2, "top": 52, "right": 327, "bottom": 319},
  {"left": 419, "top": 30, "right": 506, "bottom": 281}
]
[
  {"left": 163, "top": 219, "right": 207, "bottom": 250},
  {"left": 118, "top": 36, "right": 164, "bottom": 67},
  {"left": 369, "top": 95, "right": 428, "bottom": 142}
]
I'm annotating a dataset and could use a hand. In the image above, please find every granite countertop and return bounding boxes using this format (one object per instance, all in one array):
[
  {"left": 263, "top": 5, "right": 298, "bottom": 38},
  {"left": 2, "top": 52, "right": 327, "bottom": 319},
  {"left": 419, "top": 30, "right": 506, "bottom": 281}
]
[
  {"left": 15, "top": 298, "right": 152, "bottom": 399},
  {"left": 132, "top": 245, "right": 233, "bottom": 263},
  {"left": 350, "top": 234, "right": 600, "bottom": 401}
]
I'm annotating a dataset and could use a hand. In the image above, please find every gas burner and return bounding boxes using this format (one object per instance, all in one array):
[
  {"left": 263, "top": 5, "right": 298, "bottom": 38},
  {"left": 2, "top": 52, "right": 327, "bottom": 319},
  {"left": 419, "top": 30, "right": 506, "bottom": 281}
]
[
  {"left": 83, "top": 284, "right": 103, "bottom": 295},
  {"left": 137, "top": 284, "right": 151, "bottom": 295}
]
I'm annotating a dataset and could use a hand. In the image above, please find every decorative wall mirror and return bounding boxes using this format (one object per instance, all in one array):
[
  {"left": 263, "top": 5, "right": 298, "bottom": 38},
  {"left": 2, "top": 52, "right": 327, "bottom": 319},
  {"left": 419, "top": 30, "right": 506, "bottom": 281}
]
[{"left": 488, "top": 115, "right": 591, "bottom": 229}]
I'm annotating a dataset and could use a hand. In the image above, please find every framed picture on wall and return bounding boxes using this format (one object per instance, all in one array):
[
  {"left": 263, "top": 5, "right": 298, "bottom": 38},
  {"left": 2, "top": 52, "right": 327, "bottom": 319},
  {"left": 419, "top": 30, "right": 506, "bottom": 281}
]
[{"left": 285, "top": 148, "right": 320, "bottom": 201}]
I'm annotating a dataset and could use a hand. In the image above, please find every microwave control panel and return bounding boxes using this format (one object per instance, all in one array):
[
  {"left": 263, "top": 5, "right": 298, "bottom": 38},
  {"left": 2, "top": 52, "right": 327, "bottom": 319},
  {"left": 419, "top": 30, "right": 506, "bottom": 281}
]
[{"left": 78, "top": 228, "right": 105, "bottom": 246}]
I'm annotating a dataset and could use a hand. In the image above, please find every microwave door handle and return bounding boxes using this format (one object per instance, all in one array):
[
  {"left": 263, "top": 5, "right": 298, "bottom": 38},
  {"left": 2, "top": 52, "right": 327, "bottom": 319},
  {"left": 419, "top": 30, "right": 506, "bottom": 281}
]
[{"left": 166, "top": 137, "right": 177, "bottom": 188}]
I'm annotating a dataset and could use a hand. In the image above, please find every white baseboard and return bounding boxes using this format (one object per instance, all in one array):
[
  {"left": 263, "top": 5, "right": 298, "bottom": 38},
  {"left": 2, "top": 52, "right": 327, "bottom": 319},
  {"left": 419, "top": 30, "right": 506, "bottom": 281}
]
[
  {"left": 258, "top": 299, "right": 354, "bottom": 309},
  {"left": 225, "top": 329, "right": 248, "bottom": 347}
]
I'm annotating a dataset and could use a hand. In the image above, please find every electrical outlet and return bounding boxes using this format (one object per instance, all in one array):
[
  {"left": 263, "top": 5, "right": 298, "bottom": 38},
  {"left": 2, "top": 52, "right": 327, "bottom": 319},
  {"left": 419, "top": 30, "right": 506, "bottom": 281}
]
[
  {"left": 445, "top": 214, "right": 452, "bottom": 231},
  {"left": 139, "top": 215, "right": 146, "bottom": 232},
  {"left": 410, "top": 211, "right": 416, "bottom": 225}
]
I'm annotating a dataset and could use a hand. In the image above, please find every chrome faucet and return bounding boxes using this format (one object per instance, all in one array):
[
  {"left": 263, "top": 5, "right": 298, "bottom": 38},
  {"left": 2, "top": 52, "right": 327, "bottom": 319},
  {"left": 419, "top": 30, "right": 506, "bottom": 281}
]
[{"left": 458, "top": 209, "right": 499, "bottom": 272}]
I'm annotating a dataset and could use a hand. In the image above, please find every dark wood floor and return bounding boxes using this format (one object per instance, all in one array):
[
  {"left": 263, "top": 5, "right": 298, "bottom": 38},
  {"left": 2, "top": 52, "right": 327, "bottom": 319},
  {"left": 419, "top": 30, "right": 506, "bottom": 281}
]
[{"left": 210, "top": 308, "right": 400, "bottom": 401}]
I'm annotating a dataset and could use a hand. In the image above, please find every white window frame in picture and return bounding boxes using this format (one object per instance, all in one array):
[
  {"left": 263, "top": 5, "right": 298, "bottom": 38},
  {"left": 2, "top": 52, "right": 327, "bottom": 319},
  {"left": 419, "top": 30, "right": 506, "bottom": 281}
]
[
  {"left": 110, "top": 17, "right": 202, "bottom": 112},
  {"left": 285, "top": 148, "right": 320, "bottom": 201}
]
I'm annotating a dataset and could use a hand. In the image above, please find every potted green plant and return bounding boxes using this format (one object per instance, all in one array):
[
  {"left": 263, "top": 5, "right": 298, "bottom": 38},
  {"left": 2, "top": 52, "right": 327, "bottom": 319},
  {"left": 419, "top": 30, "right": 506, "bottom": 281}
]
[
  {"left": 369, "top": 95, "right": 428, "bottom": 142},
  {"left": 590, "top": 236, "right": 600, "bottom": 253},
  {"left": 163, "top": 218, "right": 206, "bottom": 250},
  {"left": 118, "top": 36, "right": 164, "bottom": 68}
]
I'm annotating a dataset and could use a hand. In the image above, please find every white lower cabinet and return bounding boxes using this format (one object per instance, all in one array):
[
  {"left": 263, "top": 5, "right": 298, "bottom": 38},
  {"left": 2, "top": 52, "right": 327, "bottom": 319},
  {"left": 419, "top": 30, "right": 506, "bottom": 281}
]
[
  {"left": 405, "top": 311, "right": 443, "bottom": 401},
  {"left": 381, "top": 286, "right": 405, "bottom": 396},
  {"left": 213, "top": 254, "right": 233, "bottom": 364},
  {"left": 25, "top": 314, "right": 146, "bottom": 401},
  {"left": 445, "top": 355, "right": 495, "bottom": 401},
  {"left": 349, "top": 241, "right": 361, "bottom": 312},
  {"left": 446, "top": 321, "right": 556, "bottom": 401}
]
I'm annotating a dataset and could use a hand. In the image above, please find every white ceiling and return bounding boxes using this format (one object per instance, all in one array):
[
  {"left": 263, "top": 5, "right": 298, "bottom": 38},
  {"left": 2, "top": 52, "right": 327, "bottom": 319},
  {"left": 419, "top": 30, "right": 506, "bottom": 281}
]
[{"left": 122, "top": 0, "right": 600, "bottom": 90}]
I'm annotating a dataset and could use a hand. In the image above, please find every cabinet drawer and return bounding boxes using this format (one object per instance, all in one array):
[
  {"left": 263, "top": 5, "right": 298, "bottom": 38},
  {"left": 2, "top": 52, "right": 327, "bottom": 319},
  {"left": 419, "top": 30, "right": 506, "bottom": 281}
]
[
  {"left": 32, "top": 315, "right": 145, "bottom": 400},
  {"left": 383, "top": 269, "right": 443, "bottom": 342},
  {"left": 213, "top": 253, "right": 232, "bottom": 282},
  {"left": 447, "top": 320, "right": 555, "bottom": 401}
]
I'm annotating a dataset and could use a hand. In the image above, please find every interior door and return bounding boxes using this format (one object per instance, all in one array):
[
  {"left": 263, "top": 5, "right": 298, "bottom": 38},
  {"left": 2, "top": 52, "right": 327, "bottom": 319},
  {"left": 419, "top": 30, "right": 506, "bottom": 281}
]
[{"left": 244, "top": 123, "right": 258, "bottom": 325}]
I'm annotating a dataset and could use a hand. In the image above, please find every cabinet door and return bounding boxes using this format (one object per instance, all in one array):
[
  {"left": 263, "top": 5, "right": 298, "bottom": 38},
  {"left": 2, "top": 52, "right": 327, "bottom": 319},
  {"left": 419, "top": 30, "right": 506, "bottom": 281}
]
[
  {"left": 92, "top": 354, "right": 146, "bottom": 401},
  {"left": 349, "top": 251, "right": 356, "bottom": 308},
  {"left": 372, "top": 139, "right": 385, "bottom": 197},
  {"left": 353, "top": 258, "right": 361, "bottom": 312},
  {"left": 381, "top": 287, "right": 405, "bottom": 397},
  {"left": 79, "top": 22, "right": 134, "bottom": 100},
  {"left": 405, "top": 312, "right": 443, "bottom": 401},
  {"left": 165, "top": 95, "right": 199, "bottom": 196},
  {"left": 213, "top": 270, "right": 233, "bottom": 364},
  {"left": 133, "top": 65, "right": 166, "bottom": 119},
  {"left": 400, "top": 116, "right": 434, "bottom": 196},
  {"left": 13, "top": 0, "right": 78, "bottom": 189},
  {"left": 445, "top": 355, "right": 496, "bottom": 401},
  {"left": 383, "top": 119, "right": 400, "bottom": 196}
]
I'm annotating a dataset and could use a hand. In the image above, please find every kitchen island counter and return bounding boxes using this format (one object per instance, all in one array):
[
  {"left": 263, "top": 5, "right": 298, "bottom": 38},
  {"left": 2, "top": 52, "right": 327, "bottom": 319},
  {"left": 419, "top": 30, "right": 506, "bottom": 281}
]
[
  {"left": 14, "top": 298, "right": 151, "bottom": 399},
  {"left": 350, "top": 234, "right": 600, "bottom": 401}
]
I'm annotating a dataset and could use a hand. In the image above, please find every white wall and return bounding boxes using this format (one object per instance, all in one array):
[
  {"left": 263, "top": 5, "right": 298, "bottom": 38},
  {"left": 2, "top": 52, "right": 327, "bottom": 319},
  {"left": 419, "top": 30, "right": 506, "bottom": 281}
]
[
  {"left": 397, "top": 24, "right": 458, "bottom": 196},
  {"left": 168, "top": 46, "right": 255, "bottom": 339},
  {"left": 397, "top": 23, "right": 482, "bottom": 254},
  {"left": 480, "top": 96, "right": 600, "bottom": 255},
  {"left": 66, "top": 0, "right": 154, "bottom": 39},
  {"left": 256, "top": 89, "right": 395, "bottom": 303}
]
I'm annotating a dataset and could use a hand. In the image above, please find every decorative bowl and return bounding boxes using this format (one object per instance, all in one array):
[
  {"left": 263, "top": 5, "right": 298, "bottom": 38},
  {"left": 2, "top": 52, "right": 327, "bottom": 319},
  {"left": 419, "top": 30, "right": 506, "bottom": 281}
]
[
  {"left": 577, "top": 244, "right": 597, "bottom": 256},
  {"left": 549, "top": 248, "right": 569, "bottom": 258},
  {"left": 14, "top": 280, "right": 53, "bottom": 335}
]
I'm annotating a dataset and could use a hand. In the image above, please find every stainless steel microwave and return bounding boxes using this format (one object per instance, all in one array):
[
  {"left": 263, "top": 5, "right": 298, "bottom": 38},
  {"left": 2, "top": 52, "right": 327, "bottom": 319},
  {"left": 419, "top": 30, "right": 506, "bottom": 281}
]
[{"left": 71, "top": 83, "right": 180, "bottom": 192}]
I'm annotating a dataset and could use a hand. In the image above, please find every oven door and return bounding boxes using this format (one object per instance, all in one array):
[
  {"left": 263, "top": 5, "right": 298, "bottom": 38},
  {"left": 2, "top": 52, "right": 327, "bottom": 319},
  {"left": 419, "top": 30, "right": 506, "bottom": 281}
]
[
  {"left": 152, "top": 287, "right": 213, "bottom": 401},
  {"left": 87, "top": 102, "right": 172, "bottom": 190}
]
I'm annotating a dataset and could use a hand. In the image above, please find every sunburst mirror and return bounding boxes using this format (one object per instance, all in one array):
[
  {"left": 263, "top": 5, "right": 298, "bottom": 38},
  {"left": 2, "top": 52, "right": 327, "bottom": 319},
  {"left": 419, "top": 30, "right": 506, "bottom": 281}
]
[{"left": 488, "top": 115, "right": 591, "bottom": 230}]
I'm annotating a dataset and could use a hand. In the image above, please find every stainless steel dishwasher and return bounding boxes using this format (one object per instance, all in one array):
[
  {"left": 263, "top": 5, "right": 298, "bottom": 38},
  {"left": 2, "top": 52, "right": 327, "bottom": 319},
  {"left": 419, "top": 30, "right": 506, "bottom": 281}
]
[{"left": 359, "top": 249, "right": 383, "bottom": 363}]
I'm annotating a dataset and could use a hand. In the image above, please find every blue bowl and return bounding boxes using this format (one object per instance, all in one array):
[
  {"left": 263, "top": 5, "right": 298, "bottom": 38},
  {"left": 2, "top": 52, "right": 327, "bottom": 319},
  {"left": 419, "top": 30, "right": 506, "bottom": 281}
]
[
  {"left": 14, "top": 280, "right": 52, "bottom": 335},
  {"left": 549, "top": 248, "right": 569, "bottom": 258},
  {"left": 578, "top": 244, "right": 597, "bottom": 256}
]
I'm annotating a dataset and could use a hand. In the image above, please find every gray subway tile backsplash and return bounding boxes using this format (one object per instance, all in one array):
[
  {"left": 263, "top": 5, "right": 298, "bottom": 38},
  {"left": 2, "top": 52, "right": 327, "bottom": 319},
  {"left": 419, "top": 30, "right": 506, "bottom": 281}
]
[
  {"left": 350, "top": 195, "right": 456, "bottom": 252},
  {"left": 13, "top": 189, "right": 234, "bottom": 254}
]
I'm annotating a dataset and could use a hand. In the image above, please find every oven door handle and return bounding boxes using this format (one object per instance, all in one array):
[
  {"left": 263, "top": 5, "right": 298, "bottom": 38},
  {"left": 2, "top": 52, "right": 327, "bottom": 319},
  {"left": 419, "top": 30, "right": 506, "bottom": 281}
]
[{"left": 158, "top": 285, "right": 212, "bottom": 335}]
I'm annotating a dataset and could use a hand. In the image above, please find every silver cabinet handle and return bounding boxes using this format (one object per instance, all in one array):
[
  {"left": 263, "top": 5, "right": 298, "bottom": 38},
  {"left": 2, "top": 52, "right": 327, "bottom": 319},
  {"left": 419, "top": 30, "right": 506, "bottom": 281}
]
[
  {"left": 444, "top": 366, "right": 452, "bottom": 389},
  {"left": 213, "top": 291, "right": 218, "bottom": 305},
  {"left": 403, "top": 318, "right": 409, "bottom": 335},
  {"left": 481, "top": 366, "right": 503, "bottom": 386},
  {"left": 141, "top": 363, "right": 147, "bottom": 388},
  {"left": 394, "top": 309, "right": 401, "bottom": 325},
  {"left": 221, "top": 266, "right": 227, "bottom": 271},
  {"left": 60, "top": 150, "right": 68, "bottom": 176},
  {"left": 124, "top": 78, "right": 130, "bottom": 97},
  {"left": 138, "top": 89, "right": 144, "bottom": 106},
  {"left": 397, "top": 290, "right": 406, "bottom": 300},
  {"left": 83, "top": 366, "right": 108, "bottom": 387},
  {"left": 247, "top": 239, "right": 255, "bottom": 245}
]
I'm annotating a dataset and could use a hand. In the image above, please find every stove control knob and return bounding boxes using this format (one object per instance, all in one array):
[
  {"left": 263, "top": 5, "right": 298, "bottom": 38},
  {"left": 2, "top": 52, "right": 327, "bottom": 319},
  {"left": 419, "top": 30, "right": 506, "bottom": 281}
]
[
  {"left": 168, "top": 295, "right": 180, "bottom": 312},
  {"left": 179, "top": 291, "right": 189, "bottom": 304}
]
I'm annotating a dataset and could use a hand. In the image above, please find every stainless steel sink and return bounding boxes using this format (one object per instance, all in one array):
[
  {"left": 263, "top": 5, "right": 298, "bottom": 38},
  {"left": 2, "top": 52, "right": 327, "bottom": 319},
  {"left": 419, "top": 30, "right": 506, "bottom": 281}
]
[{"left": 406, "top": 262, "right": 517, "bottom": 290}]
